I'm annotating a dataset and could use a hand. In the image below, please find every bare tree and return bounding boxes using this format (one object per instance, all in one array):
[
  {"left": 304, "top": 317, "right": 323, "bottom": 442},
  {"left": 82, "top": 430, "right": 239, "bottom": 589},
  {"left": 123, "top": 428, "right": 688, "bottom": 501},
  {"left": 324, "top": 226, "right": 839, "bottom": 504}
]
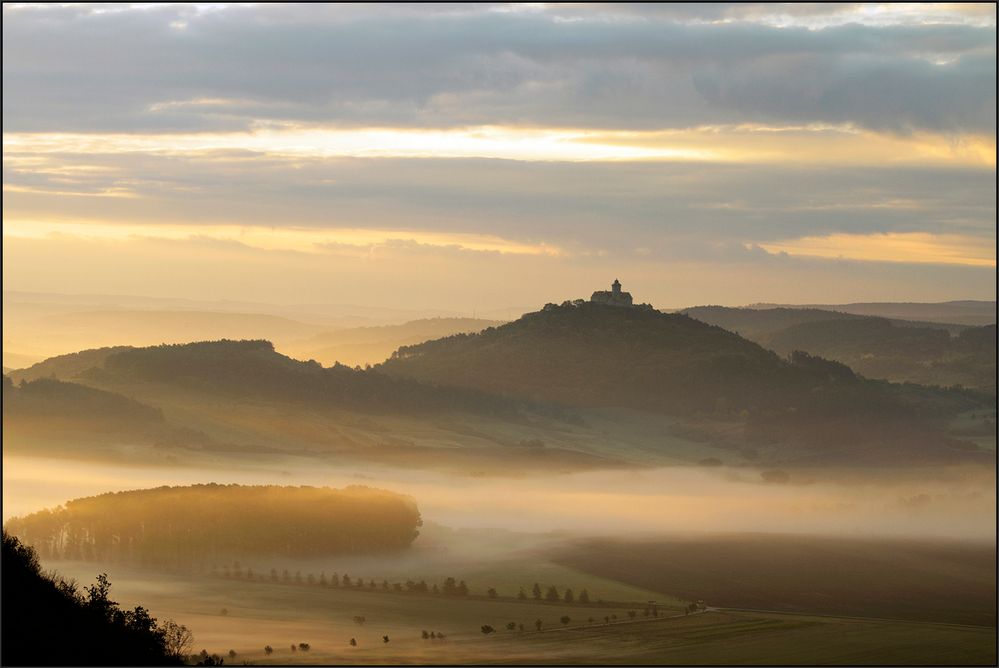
[{"left": 161, "top": 620, "right": 194, "bottom": 660}]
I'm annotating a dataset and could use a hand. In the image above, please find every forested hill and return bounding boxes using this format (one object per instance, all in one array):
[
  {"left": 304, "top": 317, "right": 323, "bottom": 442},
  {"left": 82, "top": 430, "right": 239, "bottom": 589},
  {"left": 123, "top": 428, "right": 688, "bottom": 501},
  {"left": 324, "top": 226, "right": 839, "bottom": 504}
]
[
  {"left": 379, "top": 302, "right": 989, "bottom": 459},
  {"left": 10, "top": 339, "right": 565, "bottom": 419},
  {"left": 380, "top": 302, "right": 885, "bottom": 413}
]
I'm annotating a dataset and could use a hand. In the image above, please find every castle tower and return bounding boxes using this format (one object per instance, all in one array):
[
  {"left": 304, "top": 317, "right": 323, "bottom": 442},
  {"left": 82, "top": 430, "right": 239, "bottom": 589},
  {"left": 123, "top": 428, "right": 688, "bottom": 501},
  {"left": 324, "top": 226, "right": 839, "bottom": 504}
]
[{"left": 612, "top": 279, "right": 622, "bottom": 295}]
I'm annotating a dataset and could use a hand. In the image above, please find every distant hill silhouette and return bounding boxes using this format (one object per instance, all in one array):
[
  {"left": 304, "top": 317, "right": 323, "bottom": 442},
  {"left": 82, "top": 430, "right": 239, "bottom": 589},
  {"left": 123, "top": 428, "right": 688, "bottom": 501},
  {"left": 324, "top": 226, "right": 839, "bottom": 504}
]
[
  {"left": 683, "top": 307, "right": 996, "bottom": 393},
  {"left": 744, "top": 300, "right": 996, "bottom": 327},
  {"left": 281, "top": 317, "right": 505, "bottom": 367}
]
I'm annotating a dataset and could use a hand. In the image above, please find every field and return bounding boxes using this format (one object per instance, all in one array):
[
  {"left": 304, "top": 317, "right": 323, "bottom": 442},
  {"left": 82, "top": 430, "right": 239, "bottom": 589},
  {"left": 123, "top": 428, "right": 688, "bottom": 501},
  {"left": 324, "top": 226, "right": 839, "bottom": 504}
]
[
  {"left": 489, "top": 610, "right": 997, "bottom": 665},
  {"left": 35, "top": 528, "right": 997, "bottom": 665},
  {"left": 31, "top": 555, "right": 999, "bottom": 665},
  {"left": 553, "top": 533, "right": 997, "bottom": 626}
]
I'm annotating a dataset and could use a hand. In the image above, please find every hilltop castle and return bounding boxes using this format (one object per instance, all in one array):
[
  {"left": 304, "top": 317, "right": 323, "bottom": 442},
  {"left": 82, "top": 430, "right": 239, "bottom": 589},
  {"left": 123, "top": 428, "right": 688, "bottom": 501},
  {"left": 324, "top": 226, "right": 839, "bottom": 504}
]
[{"left": 590, "top": 279, "right": 633, "bottom": 307}]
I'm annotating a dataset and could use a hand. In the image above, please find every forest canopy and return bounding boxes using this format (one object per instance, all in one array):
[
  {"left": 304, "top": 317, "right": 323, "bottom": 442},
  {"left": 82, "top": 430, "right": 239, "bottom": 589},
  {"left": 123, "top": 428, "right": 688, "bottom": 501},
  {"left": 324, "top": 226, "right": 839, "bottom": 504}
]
[{"left": 4, "top": 484, "right": 422, "bottom": 568}]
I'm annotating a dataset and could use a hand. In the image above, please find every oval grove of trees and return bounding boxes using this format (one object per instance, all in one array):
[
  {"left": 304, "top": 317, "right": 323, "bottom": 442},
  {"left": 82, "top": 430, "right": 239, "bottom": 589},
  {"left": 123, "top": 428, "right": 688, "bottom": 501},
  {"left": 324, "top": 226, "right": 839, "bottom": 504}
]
[{"left": 4, "top": 484, "right": 422, "bottom": 567}]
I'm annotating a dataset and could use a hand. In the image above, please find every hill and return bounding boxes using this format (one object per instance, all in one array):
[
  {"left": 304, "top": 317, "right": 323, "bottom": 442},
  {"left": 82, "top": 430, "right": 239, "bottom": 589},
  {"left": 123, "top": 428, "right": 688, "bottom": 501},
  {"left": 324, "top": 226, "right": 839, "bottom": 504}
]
[
  {"left": 682, "top": 307, "right": 996, "bottom": 392},
  {"left": 745, "top": 300, "right": 996, "bottom": 327},
  {"left": 380, "top": 301, "right": 990, "bottom": 463},
  {"left": 9, "top": 339, "right": 559, "bottom": 420},
  {"left": 280, "top": 317, "right": 505, "bottom": 367},
  {"left": 3, "top": 376, "right": 164, "bottom": 425}
]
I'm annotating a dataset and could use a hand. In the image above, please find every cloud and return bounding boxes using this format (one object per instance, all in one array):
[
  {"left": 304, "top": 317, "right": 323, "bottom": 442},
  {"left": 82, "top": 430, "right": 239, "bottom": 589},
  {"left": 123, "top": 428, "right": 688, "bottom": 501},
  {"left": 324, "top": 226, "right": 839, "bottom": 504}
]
[
  {"left": 3, "top": 4, "right": 995, "bottom": 134},
  {"left": 4, "top": 150, "right": 994, "bottom": 260}
]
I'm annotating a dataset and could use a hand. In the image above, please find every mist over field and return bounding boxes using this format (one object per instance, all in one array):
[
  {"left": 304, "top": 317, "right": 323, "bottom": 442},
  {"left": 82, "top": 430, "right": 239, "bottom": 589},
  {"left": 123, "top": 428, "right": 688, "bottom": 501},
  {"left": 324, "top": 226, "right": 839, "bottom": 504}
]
[{"left": 4, "top": 455, "right": 996, "bottom": 542}]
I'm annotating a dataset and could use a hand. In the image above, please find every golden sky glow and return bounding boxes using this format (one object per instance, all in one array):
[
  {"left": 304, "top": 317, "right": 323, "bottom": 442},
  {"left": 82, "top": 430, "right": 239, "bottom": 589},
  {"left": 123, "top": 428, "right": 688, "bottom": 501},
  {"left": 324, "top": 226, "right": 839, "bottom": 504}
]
[
  {"left": 1, "top": 219, "right": 563, "bottom": 258},
  {"left": 759, "top": 232, "right": 996, "bottom": 268},
  {"left": 4, "top": 125, "right": 994, "bottom": 167}
]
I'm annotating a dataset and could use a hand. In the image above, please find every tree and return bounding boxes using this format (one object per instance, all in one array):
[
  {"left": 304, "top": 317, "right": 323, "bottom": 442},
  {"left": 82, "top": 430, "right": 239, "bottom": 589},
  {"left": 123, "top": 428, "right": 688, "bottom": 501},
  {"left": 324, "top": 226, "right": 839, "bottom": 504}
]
[
  {"left": 383, "top": 580, "right": 390, "bottom": 590},
  {"left": 422, "top": 630, "right": 430, "bottom": 639},
  {"left": 307, "top": 573, "right": 315, "bottom": 585},
  {"left": 331, "top": 573, "right": 339, "bottom": 587},
  {"left": 219, "top": 608, "right": 228, "bottom": 617},
  {"left": 342, "top": 574, "right": 352, "bottom": 586},
  {"left": 383, "top": 636, "right": 390, "bottom": 643},
  {"left": 563, "top": 588, "right": 574, "bottom": 604},
  {"left": 627, "top": 610, "right": 637, "bottom": 619},
  {"left": 518, "top": 623, "right": 525, "bottom": 632},
  {"left": 270, "top": 568, "right": 278, "bottom": 582},
  {"left": 604, "top": 616, "right": 610, "bottom": 624},
  {"left": 161, "top": 620, "right": 194, "bottom": 661},
  {"left": 487, "top": 588, "right": 498, "bottom": 599},
  {"left": 299, "top": 643, "right": 310, "bottom": 651},
  {"left": 560, "top": 616, "right": 570, "bottom": 626},
  {"left": 534, "top": 619, "right": 543, "bottom": 631},
  {"left": 517, "top": 587, "right": 527, "bottom": 600},
  {"left": 457, "top": 580, "right": 469, "bottom": 596},
  {"left": 481, "top": 625, "right": 495, "bottom": 635},
  {"left": 290, "top": 644, "right": 297, "bottom": 652},
  {"left": 264, "top": 646, "right": 273, "bottom": 655},
  {"left": 228, "top": 649, "right": 236, "bottom": 659},
  {"left": 282, "top": 569, "right": 290, "bottom": 583},
  {"left": 431, "top": 584, "right": 439, "bottom": 594},
  {"left": 506, "top": 622, "right": 516, "bottom": 631},
  {"left": 349, "top": 638, "right": 357, "bottom": 647},
  {"left": 578, "top": 589, "right": 590, "bottom": 604},
  {"left": 588, "top": 617, "right": 594, "bottom": 624},
  {"left": 319, "top": 573, "right": 327, "bottom": 586},
  {"left": 353, "top": 616, "right": 366, "bottom": 625},
  {"left": 545, "top": 585, "right": 559, "bottom": 602},
  {"left": 532, "top": 583, "right": 542, "bottom": 599}
]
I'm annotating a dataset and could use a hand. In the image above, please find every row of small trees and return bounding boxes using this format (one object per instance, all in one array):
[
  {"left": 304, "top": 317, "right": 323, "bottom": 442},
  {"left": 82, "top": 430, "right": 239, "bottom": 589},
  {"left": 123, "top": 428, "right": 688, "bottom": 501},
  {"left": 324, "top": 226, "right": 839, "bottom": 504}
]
[
  {"left": 215, "top": 566, "right": 603, "bottom": 605},
  {"left": 517, "top": 583, "right": 593, "bottom": 604}
]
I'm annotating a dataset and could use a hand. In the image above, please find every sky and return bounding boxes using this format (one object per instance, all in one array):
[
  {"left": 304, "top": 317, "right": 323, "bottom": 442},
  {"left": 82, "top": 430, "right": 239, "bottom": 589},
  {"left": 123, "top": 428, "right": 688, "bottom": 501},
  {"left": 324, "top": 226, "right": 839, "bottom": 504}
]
[{"left": 2, "top": 3, "right": 996, "bottom": 311}]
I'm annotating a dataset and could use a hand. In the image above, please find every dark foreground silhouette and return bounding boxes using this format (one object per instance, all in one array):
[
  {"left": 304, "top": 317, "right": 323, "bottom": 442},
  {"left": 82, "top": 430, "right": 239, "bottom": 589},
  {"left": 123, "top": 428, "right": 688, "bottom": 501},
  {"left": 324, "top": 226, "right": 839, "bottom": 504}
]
[{"left": 1, "top": 531, "right": 185, "bottom": 666}]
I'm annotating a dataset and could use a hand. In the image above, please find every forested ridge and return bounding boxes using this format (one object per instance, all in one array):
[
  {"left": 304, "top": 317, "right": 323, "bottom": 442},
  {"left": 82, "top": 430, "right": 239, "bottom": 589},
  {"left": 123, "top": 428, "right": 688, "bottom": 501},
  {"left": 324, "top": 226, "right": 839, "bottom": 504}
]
[
  {"left": 11, "top": 339, "right": 573, "bottom": 420},
  {"left": 5, "top": 484, "right": 423, "bottom": 568}
]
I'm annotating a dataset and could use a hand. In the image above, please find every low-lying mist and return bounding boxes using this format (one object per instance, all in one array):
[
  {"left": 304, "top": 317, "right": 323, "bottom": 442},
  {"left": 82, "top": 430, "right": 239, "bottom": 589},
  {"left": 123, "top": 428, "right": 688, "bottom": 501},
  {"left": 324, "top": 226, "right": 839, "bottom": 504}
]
[{"left": 4, "top": 454, "right": 994, "bottom": 543}]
